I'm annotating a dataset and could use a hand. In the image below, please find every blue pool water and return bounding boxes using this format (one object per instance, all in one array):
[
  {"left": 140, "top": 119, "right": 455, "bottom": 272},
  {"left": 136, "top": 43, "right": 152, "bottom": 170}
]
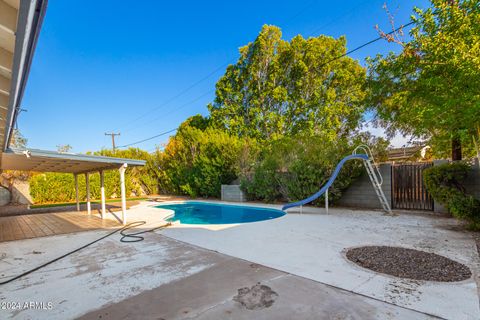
[{"left": 156, "top": 202, "right": 285, "bottom": 225}]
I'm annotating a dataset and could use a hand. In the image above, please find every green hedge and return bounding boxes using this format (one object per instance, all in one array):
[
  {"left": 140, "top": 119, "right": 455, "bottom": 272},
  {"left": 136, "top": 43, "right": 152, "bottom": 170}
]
[
  {"left": 240, "top": 135, "right": 364, "bottom": 205},
  {"left": 29, "top": 148, "right": 156, "bottom": 204},
  {"left": 93, "top": 148, "right": 158, "bottom": 194},
  {"left": 152, "top": 125, "right": 245, "bottom": 198},
  {"left": 424, "top": 162, "right": 480, "bottom": 229},
  {"left": 29, "top": 171, "right": 136, "bottom": 203}
]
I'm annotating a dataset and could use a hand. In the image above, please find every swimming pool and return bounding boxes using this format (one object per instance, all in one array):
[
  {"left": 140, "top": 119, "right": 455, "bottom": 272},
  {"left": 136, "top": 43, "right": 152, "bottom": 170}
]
[{"left": 156, "top": 202, "right": 285, "bottom": 225}]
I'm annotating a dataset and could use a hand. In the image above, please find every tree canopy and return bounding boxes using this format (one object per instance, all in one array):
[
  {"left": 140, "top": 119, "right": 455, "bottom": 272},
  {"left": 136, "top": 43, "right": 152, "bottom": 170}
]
[
  {"left": 367, "top": 0, "right": 480, "bottom": 160},
  {"left": 208, "top": 25, "right": 366, "bottom": 141}
]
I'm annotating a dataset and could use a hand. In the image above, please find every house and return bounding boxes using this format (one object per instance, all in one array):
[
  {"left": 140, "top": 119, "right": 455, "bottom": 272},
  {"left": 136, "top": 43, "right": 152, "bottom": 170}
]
[{"left": 387, "top": 145, "right": 431, "bottom": 162}]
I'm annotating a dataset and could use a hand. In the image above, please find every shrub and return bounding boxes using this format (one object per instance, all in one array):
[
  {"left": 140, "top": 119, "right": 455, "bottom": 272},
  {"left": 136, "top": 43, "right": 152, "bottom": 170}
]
[
  {"left": 423, "top": 162, "right": 480, "bottom": 229},
  {"left": 153, "top": 126, "right": 245, "bottom": 198},
  {"left": 29, "top": 170, "right": 137, "bottom": 204},
  {"left": 29, "top": 147, "right": 155, "bottom": 204},
  {"left": 94, "top": 148, "right": 158, "bottom": 195},
  {"left": 240, "top": 135, "right": 364, "bottom": 205}
]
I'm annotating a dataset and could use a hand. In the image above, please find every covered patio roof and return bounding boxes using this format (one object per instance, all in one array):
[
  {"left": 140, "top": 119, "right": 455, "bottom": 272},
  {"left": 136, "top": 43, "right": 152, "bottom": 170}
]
[
  {"left": 0, "top": 147, "right": 146, "bottom": 173},
  {"left": 1, "top": 148, "right": 147, "bottom": 225}
]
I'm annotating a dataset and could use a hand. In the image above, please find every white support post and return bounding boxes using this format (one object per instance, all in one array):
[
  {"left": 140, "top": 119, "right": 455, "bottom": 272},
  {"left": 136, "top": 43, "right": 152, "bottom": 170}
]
[
  {"left": 85, "top": 172, "right": 91, "bottom": 215},
  {"left": 325, "top": 188, "right": 329, "bottom": 214},
  {"left": 100, "top": 170, "right": 106, "bottom": 219},
  {"left": 74, "top": 174, "right": 80, "bottom": 211},
  {"left": 119, "top": 163, "right": 128, "bottom": 225}
]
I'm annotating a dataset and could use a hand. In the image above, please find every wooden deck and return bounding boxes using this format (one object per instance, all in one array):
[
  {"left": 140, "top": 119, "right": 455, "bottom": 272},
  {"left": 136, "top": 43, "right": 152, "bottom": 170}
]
[
  {"left": 0, "top": 211, "right": 121, "bottom": 242},
  {"left": 0, "top": 197, "right": 189, "bottom": 243}
]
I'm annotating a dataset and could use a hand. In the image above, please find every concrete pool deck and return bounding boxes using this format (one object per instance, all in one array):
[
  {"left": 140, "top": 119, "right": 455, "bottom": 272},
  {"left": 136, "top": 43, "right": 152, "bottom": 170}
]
[
  {"left": 159, "top": 201, "right": 480, "bottom": 320},
  {"left": 0, "top": 201, "right": 479, "bottom": 319}
]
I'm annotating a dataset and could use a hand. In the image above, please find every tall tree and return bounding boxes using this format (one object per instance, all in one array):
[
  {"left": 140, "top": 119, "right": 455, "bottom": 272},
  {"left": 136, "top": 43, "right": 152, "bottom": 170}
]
[
  {"left": 367, "top": 0, "right": 480, "bottom": 160},
  {"left": 208, "top": 25, "right": 366, "bottom": 141}
]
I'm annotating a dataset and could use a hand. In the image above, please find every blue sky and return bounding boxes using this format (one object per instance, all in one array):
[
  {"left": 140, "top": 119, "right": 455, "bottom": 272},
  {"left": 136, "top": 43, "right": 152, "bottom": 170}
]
[{"left": 20, "top": 0, "right": 430, "bottom": 153}]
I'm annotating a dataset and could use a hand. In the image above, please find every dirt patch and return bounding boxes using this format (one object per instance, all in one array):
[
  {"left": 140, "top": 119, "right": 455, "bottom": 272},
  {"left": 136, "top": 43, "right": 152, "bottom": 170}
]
[
  {"left": 233, "top": 283, "right": 278, "bottom": 310},
  {"left": 346, "top": 246, "right": 471, "bottom": 282}
]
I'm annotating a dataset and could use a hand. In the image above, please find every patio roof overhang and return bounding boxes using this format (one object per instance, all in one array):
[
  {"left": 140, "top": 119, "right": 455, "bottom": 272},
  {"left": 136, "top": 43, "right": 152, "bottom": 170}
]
[
  {"left": 1, "top": 147, "right": 146, "bottom": 225},
  {"left": 0, "top": 147, "right": 146, "bottom": 174}
]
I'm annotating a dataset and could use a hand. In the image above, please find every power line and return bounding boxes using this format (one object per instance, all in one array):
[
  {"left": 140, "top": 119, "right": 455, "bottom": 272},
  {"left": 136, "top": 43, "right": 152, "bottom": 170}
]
[
  {"left": 123, "top": 89, "right": 214, "bottom": 134},
  {"left": 117, "top": 128, "right": 177, "bottom": 149},
  {"left": 116, "top": 1, "right": 352, "bottom": 133},
  {"left": 320, "top": 21, "right": 415, "bottom": 67},
  {"left": 117, "top": 62, "right": 232, "bottom": 133},
  {"left": 117, "top": 19, "right": 416, "bottom": 149},
  {"left": 123, "top": 16, "right": 412, "bottom": 138}
]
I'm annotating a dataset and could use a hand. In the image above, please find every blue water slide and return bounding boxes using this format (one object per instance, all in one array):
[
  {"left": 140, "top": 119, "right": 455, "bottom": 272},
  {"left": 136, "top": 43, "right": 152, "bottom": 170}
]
[{"left": 282, "top": 154, "right": 369, "bottom": 211}]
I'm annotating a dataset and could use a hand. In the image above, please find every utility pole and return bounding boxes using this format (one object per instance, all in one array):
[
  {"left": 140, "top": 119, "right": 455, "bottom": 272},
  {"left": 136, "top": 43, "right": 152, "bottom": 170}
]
[{"left": 105, "top": 132, "right": 120, "bottom": 152}]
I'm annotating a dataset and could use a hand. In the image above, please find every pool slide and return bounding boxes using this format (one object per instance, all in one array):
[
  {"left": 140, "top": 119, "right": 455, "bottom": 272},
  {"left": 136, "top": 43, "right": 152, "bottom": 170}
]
[{"left": 282, "top": 147, "right": 392, "bottom": 214}]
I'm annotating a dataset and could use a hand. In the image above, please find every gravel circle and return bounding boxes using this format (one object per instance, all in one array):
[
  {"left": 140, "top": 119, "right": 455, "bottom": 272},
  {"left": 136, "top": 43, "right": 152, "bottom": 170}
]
[{"left": 346, "top": 246, "right": 471, "bottom": 282}]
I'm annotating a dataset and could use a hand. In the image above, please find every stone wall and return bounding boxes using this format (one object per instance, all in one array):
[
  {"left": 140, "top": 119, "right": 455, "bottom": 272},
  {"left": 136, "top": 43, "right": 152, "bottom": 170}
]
[
  {"left": 0, "top": 187, "right": 11, "bottom": 206},
  {"left": 10, "top": 180, "right": 32, "bottom": 204},
  {"left": 337, "top": 164, "right": 392, "bottom": 209},
  {"left": 0, "top": 176, "right": 33, "bottom": 207}
]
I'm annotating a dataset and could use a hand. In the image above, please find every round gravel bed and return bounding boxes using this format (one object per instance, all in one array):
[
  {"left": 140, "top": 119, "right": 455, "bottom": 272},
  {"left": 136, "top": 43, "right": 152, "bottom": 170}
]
[{"left": 346, "top": 246, "right": 471, "bottom": 282}]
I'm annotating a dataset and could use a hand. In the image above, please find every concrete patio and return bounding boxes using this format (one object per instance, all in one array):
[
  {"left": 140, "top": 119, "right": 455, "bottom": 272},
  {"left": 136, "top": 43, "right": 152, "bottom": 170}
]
[
  {"left": 0, "top": 201, "right": 479, "bottom": 319},
  {"left": 161, "top": 202, "right": 480, "bottom": 319}
]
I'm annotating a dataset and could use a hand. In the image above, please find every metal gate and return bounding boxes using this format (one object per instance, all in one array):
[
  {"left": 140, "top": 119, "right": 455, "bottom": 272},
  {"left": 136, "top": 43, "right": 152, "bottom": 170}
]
[{"left": 391, "top": 163, "right": 434, "bottom": 210}]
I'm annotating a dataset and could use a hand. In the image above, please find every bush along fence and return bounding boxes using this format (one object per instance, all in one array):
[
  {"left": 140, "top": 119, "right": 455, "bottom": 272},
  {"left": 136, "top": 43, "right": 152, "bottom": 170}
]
[
  {"left": 424, "top": 161, "right": 480, "bottom": 229},
  {"left": 240, "top": 136, "right": 365, "bottom": 205}
]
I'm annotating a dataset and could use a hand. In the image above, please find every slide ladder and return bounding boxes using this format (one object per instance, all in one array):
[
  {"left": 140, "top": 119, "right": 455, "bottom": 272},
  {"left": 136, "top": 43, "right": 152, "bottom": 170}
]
[
  {"left": 356, "top": 146, "right": 392, "bottom": 214},
  {"left": 282, "top": 145, "right": 392, "bottom": 214}
]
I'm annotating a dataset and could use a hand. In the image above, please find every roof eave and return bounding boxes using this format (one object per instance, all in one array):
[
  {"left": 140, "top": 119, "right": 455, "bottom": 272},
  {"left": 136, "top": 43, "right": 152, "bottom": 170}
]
[{"left": 3, "top": 0, "right": 48, "bottom": 151}]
